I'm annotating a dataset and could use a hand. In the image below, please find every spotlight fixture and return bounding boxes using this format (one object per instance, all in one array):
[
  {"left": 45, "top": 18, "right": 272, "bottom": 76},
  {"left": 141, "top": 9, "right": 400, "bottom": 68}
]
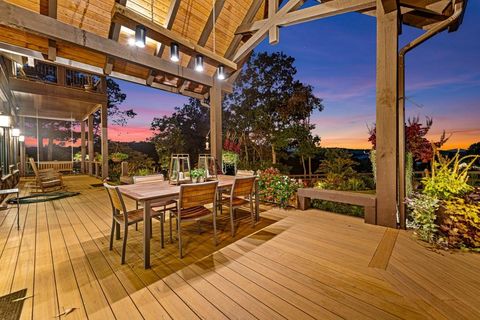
[
  {"left": 19, "top": 135, "right": 25, "bottom": 142},
  {"left": 194, "top": 55, "right": 204, "bottom": 72},
  {"left": 170, "top": 43, "right": 180, "bottom": 62},
  {"left": 217, "top": 65, "right": 225, "bottom": 80},
  {"left": 11, "top": 128, "right": 20, "bottom": 137},
  {"left": 135, "top": 25, "right": 146, "bottom": 48}
]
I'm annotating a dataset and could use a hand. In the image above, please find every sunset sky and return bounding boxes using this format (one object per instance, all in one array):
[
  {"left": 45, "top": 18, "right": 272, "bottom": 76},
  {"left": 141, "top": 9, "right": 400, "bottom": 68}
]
[{"left": 109, "top": 1, "right": 480, "bottom": 150}]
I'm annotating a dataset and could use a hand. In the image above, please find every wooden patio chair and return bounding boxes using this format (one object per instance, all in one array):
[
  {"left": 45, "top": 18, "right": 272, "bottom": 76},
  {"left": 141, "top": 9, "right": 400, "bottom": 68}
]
[
  {"left": 220, "top": 176, "right": 256, "bottom": 237},
  {"left": 133, "top": 174, "right": 176, "bottom": 247},
  {"left": 0, "top": 174, "right": 20, "bottom": 230},
  {"left": 103, "top": 182, "right": 164, "bottom": 264},
  {"left": 29, "top": 158, "right": 64, "bottom": 192},
  {"left": 171, "top": 181, "right": 219, "bottom": 258}
]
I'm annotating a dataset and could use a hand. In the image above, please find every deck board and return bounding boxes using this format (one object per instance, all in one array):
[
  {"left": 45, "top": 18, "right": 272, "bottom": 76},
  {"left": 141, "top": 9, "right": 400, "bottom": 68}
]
[{"left": 0, "top": 175, "right": 479, "bottom": 319}]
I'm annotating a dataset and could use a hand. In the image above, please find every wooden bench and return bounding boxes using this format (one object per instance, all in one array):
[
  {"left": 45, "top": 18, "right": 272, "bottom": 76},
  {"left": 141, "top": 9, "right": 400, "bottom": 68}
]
[
  {"left": 297, "top": 188, "right": 377, "bottom": 224},
  {"left": 38, "top": 161, "right": 73, "bottom": 173}
]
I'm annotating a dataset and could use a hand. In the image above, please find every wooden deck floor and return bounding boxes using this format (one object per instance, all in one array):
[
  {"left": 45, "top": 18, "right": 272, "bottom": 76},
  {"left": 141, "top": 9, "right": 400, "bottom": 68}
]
[{"left": 1, "top": 175, "right": 479, "bottom": 319}]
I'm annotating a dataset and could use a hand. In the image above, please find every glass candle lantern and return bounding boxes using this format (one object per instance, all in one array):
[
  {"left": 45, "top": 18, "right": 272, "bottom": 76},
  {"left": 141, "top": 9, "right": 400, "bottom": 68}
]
[
  {"left": 198, "top": 154, "right": 217, "bottom": 180},
  {"left": 169, "top": 154, "right": 191, "bottom": 185}
]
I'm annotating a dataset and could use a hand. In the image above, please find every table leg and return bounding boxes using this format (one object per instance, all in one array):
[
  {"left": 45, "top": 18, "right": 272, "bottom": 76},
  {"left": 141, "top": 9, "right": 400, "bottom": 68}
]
[
  {"left": 143, "top": 200, "right": 151, "bottom": 269},
  {"left": 255, "top": 180, "right": 260, "bottom": 222}
]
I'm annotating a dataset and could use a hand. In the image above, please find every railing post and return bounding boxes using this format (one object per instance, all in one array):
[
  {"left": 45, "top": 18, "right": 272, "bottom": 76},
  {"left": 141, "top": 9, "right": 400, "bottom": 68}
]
[{"left": 88, "top": 113, "right": 94, "bottom": 175}]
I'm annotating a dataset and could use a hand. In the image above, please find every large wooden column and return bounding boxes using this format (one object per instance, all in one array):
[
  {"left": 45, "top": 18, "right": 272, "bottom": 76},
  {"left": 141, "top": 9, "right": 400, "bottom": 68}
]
[
  {"left": 209, "top": 79, "right": 222, "bottom": 166},
  {"left": 100, "top": 104, "right": 108, "bottom": 179},
  {"left": 80, "top": 120, "right": 86, "bottom": 174},
  {"left": 375, "top": 0, "right": 399, "bottom": 228},
  {"left": 88, "top": 114, "right": 94, "bottom": 175}
]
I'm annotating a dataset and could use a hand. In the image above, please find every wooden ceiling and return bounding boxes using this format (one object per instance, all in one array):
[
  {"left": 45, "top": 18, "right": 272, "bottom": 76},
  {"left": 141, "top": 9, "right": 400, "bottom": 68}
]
[{"left": 0, "top": 0, "right": 467, "bottom": 99}]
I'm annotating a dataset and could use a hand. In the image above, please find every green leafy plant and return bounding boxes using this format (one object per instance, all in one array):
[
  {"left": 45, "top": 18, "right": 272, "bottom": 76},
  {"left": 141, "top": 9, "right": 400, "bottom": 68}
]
[
  {"left": 406, "top": 193, "right": 440, "bottom": 243},
  {"left": 190, "top": 168, "right": 206, "bottom": 179},
  {"left": 258, "top": 167, "right": 302, "bottom": 208},
  {"left": 110, "top": 152, "right": 129, "bottom": 162},
  {"left": 222, "top": 151, "right": 239, "bottom": 165},
  {"left": 422, "top": 150, "right": 478, "bottom": 200},
  {"left": 136, "top": 168, "right": 152, "bottom": 176}
]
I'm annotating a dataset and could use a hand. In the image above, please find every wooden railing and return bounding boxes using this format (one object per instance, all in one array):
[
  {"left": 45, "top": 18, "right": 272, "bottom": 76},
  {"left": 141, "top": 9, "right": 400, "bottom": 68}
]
[
  {"left": 37, "top": 161, "right": 73, "bottom": 172},
  {"left": 14, "top": 60, "right": 105, "bottom": 93}
]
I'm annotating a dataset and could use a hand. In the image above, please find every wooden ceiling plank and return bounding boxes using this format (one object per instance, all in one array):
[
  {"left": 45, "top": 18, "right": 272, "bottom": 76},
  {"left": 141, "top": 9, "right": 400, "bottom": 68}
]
[
  {"left": 112, "top": 3, "right": 237, "bottom": 70},
  {"left": 0, "top": 1, "right": 214, "bottom": 87}
]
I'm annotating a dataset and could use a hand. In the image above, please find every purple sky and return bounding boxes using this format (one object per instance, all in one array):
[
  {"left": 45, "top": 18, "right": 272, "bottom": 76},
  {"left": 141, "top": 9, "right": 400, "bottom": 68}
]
[{"left": 111, "top": 1, "right": 480, "bottom": 150}]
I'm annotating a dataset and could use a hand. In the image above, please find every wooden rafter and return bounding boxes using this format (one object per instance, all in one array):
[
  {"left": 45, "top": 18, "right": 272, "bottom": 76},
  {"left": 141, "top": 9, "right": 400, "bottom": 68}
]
[
  {"left": 179, "top": 0, "right": 227, "bottom": 94},
  {"left": 224, "top": 0, "right": 265, "bottom": 60},
  {"left": 147, "top": 0, "right": 180, "bottom": 85},
  {"left": 105, "top": 0, "right": 127, "bottom": 75},
  {"left": 111, "top": 3, "right": 237, "bottom": 70},
  {"left": 233, "top": 0, "right": 305, "bottom": 62},
  {"left": 233, "top": 0, "right": 377, "bottom": 62},
  {"left": 268, "top": 0, "right": 280, "bottom": 44},
  {"left": 40, "top": 0, "right": 57, "bottom": 61},
  {"left": 0, "top": 1, "right": 214, "bottom": 87},
  {"left": 380, "top": 0, "right": 398, "bottom": 13}
]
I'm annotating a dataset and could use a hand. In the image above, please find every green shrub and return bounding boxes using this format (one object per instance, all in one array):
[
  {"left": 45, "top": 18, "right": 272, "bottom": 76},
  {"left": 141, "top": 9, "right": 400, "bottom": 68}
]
[
  {"left": 438, "top": 198, "right": 480, "bottom": 249},
  {"left": 258, "top": 167, "right": 301, "bottom": 208},
  {"left": 422, "top": 150, "right": 478, "bottom": 200},
  {"left": 406, "top": 193, "right": 440, "bottom": 243}
]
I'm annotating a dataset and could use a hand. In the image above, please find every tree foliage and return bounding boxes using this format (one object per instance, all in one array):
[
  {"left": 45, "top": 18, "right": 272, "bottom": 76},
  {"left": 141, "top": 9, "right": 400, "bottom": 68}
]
[
  {"left": 150, "top": 98, "right": 210, "bottom": 168},
  {"left": 224, "top": 52, "right": 323, "bottom": 170},
  {"left": 368, "top": 116, "right": 449, "bottom": 163}
]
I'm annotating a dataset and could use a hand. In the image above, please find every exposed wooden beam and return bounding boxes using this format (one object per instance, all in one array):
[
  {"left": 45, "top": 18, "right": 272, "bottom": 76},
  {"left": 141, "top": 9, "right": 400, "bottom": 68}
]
[
  {"left": 108, "top": 0, "right": 127, "bottom": 41},
  {"left": 380, "top": 0, "right": 398, "bottom": 13},
  {"left": 224, "top": 0, "right": 265, "bottom": 60},
  {"left": 233, "top": 0, "right": 305, "bottom": 62},
  {"left": 104, "top": 57, "right": 114, "bottom": 75},
  {"left": 112, "top": 3, "right": 237, "bottom": 70},
  {"left": 147, "top": 0, "right": 180, "bottom": 84},
  {"left": 0, "top": 1, "right": 214, "bottom": 87},
  {"left": 268, "top": 0, "right": 280, "bottom": 44},
  {"left": 42, "top": 0, "right": 57, "bottom": 61},
  {"left": 179, "top": 0, "right": 227, "bottom": 95},
  {"left": 236, "top": 0, "right": 376, "bottom": 35}
]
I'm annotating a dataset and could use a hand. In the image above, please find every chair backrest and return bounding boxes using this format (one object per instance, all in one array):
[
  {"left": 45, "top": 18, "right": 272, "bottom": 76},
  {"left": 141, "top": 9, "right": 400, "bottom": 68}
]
[
  {"left": 29, "top": 158, "right": 39, "bottom": 176},
  {"left": 12, "top": 170, "right": 20, "bottom": 187},
  {"left": 231, "top": 176, "right": 256, "bottom": 198},
  {"left": 236, "top": 170, "right": 255, "bottom": 177},
  {"left": 133, "top": 174, "right": 165, "bottom": 184},
  {"left": 103, "top": 182, "right": 127, "bottom": 216},
  {"left": 0, "top": 174, "right": 13, "bottom": 203},
  {"left": 179, "top": 181, "right": 218, "bottom": 209}
]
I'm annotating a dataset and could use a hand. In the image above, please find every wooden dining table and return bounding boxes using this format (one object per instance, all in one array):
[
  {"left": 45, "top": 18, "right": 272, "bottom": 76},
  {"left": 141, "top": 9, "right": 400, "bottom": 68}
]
[{"left": 117, "top": 175, "right": 260, "bottom": 268}]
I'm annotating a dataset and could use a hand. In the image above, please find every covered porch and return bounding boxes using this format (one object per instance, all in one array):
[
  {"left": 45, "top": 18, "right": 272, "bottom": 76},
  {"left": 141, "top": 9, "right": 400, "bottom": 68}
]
[{"left": 0, "top": 175, "right": 479, "bottom": 319}]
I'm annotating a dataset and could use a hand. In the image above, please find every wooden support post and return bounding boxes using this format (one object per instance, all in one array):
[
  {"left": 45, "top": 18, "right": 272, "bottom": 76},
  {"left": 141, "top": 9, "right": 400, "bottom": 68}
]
[
  {"left": 100, "top": 104, "right": 108, "bottom": 179},
  {"left": 19, "top": 117, "right": 25, "bottom": 176},
  {"left": 210, "top": 79, "right": 222, "bottom": 166},
  {"left": 375, "top": 0, "right": 399, "bottom": 228},
  {"left": 398, "top": 55, "right": 406, "bottom": 229},
  {"left": 88, "top": 113, "right": 94, "bottom": 175},
  {"left": 80, "top": 120, "right": 86, "bottom": 173}
]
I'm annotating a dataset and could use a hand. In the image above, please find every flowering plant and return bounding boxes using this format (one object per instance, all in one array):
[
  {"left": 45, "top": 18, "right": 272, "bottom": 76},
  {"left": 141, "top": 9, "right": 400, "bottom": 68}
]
[{"left": 258, "top": 167, "right": 302, "bottom": 208}]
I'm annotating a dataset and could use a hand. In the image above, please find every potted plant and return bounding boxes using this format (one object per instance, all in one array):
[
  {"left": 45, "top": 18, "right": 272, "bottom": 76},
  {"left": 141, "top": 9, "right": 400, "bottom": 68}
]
[
  {"left": 110, "top": 152, "right": 129, "bottom": 163},
  {"left": 190, "top": 168, "right": 206, "bottom": 183}
]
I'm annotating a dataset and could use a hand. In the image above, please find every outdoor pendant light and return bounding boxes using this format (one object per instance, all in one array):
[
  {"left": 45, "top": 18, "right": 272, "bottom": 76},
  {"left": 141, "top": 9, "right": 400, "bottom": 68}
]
[
  {"left": 217, "top": 65, "right": 225, "bottom": 80},
  {"left": 170, "top": 43, "right": 180, "bottom": 62},
  {"left": 135, "top": 25, "right": 146, "bottom": 48},
  {"left": 195, "top": 55, "right": 204, "bottom": 72},
  {"left": 11, "top": 128, "right": 20, "bottom": 137},
  {"left": 19, "top": 135, "right": 25, "bottom": 142}
]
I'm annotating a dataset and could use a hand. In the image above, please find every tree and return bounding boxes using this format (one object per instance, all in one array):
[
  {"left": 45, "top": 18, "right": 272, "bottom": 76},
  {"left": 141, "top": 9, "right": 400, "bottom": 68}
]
[
  {"left": 150, "top": 98, "right": 210, "bottom": 169},
  {"left": 224, "top": 52, "right": 323, "bottom": 168}
]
